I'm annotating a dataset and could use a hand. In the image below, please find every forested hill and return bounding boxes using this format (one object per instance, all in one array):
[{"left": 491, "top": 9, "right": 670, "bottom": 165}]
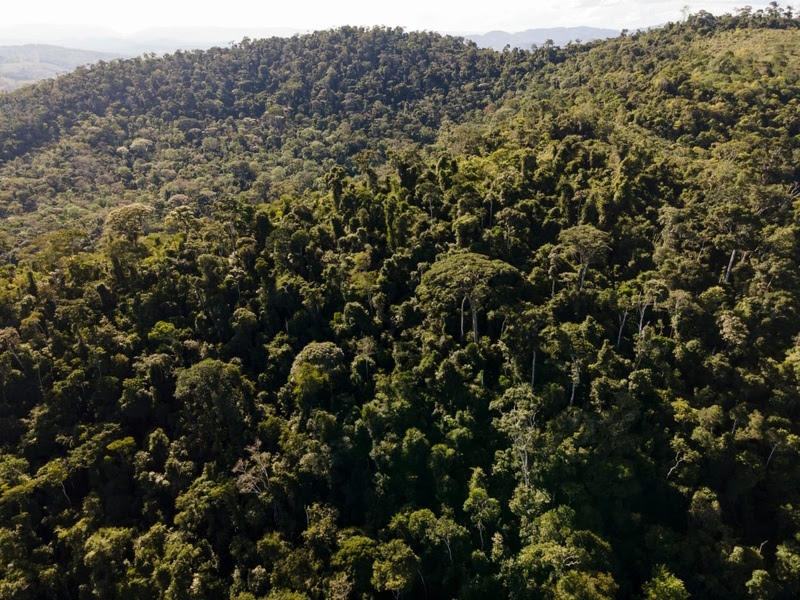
[
  {"left": 1, "top": 7, "right": 800, "bottom": 599},
  {"left": 0, "top": 27, "right": 537, "bottom": 250}
]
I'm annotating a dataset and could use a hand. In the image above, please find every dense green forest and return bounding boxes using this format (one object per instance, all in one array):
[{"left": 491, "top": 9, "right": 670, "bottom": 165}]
[{"left": 1, "top": 6, "right": 800, "bottom": 598}]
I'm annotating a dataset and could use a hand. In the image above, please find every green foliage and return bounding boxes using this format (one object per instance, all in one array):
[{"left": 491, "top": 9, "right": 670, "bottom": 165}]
[
  {"left": 642, "top": 566, "right": 690, "bottom": 600},
  {"left": 0, "top": 11, "right": 800, "bottom": 598},
  {"left": 371, "top": 539, "right": 418, "bottom": 597},
  {"left": 418, "top": 251, "right": 525, "bottom": 342}
]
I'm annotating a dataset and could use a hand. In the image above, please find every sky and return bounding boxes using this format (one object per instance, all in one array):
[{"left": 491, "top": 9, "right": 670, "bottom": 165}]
[{"left": 1, "top": 1, "right": 773, "bottom": 35}]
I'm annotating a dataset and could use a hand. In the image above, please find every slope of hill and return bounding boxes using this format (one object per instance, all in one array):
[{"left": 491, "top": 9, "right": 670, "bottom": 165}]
[
  {"left": 0, "top": 27, "right": 536, "bottom": 248},
  {"left": 0, "top": 44, "right": 123, "bottom": 91},
  {"left": 1, "top": 7, "right": 800, "bottom": 599},
  {"left": 0, "top": 25, "right": 617, "bottom": 92}
]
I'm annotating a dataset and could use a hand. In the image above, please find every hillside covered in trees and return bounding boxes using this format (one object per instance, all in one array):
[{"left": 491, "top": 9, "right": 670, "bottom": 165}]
[{"left": 1, "top": 6, "right": 800, "bottom": 599}]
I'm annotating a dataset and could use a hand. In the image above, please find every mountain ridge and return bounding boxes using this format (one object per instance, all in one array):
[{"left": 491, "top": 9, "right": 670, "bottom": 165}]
[
  {"left": 464, "top": 26, "right": 620, "bottom": 50},
  {"left": 0, "top": 25, "right": 622, "bottom": 91}
]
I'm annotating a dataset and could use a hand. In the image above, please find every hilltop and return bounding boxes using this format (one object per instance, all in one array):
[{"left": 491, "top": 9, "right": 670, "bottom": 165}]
[
  {"left": 0, "top": 25, "right": 618, "bottom": 92},
  {"left": 0, "top": 27, "right": 534, "bottom": 250}
]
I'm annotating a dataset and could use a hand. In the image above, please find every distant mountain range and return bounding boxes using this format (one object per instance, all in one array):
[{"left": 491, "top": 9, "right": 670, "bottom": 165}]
[
  {"left": 0, "top": 45, "right": 123, "bottom": 91},
  {"left": 464, "top": 27, "right": 620, "bottom": 50},
  {"left": 0, "top": 25, "right": 621, "bottom": 91},
  {"left": 0, "top": 25, "right": 307, "bottom": 55}
]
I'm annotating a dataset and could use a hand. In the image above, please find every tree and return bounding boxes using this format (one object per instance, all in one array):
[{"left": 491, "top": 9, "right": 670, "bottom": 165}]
[
  {"left": 286, "top": 341, "right": 346, "bottom": 413},
  {"left": 83, "top": 527, "right": 135, "bottom": 598},
  {"left": 174, "top": 359, "right": 255, "bottom": 464},
  {"left": 641, "top": 565, "right": 690, "bottom": 600},
  {"left": 490, "top": 386, "right": 544, "bottom": 488},
  {"left": 418, "top": 252, "right": 523, "bottom": 343},
  {"left": 557, "top": 224, "right": 611, "bottom": 290},
  {"left": 543, "top": 319, "right": 601, "bottom": 406},
  {"left": 371, "top": 539, "right": 418, "bottom": 599},
  {"left": 463, "top": 468, "right": 500, "bottom": 550},
  {"left": 506, "top": 506, "right": 616, "bottom": 599},
  {"left": 104, "top": 202, "right": 154, "bottom": 243},
  {"left": 331, "top": 533, "right": 379, "bottom": 597},
  {"left": 394, "top": 507, "right": 469, "bottom": 567}
]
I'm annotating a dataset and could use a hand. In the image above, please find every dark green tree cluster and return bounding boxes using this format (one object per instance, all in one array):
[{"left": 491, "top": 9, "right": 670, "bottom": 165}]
[{"left": 1, "top": 7, "right": 800, "bottom": 599}]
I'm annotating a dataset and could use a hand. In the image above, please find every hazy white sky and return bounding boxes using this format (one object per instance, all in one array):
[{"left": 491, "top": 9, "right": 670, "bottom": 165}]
[{"left": 2, "top": 1, "right": 772, "bottom": 34}]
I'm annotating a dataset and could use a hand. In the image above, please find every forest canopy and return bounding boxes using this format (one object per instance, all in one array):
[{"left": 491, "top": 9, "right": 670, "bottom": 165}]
[{"left": 1, "top": 6, "right": 800, "bottom": 599}]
